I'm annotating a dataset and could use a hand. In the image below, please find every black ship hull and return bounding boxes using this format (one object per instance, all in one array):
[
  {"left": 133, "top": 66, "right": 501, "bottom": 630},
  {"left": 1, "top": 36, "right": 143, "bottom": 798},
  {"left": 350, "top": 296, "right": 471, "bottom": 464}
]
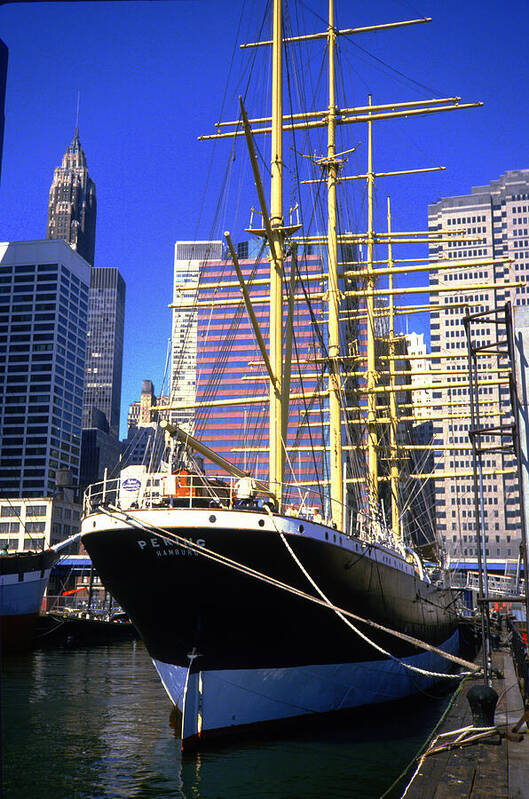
[{"left": 81, "top": 507, "right": 460, "bottom": 748}]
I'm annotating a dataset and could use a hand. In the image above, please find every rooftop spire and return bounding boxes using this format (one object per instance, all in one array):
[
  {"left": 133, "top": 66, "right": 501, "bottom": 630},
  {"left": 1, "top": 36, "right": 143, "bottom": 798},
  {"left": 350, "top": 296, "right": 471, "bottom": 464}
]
[
  {"left": 47, "top": 108, "right": 96, "bottom": 266},
  {"left": 75, "top": 89, "right": 80, "bottom": 139}
]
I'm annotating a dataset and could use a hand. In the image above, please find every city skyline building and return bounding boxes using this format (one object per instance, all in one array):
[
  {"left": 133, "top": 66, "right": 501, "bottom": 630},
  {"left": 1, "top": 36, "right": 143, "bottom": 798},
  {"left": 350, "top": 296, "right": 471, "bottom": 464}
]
[
  {"left": 46, "top": 127, "right": 96, "bottom": 267},
  {"left": 404, "top": 332, "right": 433, "bottom": 422},
  {"left": 0, "top": 492, "right": 80, "bottom": 554},
  {"left": 0, "top": 239, "right": 90, "bottom": 497},
  {"left": 428, "top": 168, "right": 529, "bottom": 561},
  {"left": 402, "top": 334, "right": 436, "bottom": 550},
  {"left": 80, "top": 406, "right": 122, "bottom": 489},
  {"left": 122, "top": 380, "right": 168, "bottom": 468},
  {"left": 170, "top": 241, "right": 224, "bottom": 433},
  {"left": 167, "top": 240, "right": 368, "bottom": 518},
  {"left": 82, "top": 267, "right": 125, "bottom": 438},
  {"left": 191, "top": 248, "right": 328, "bottom": 507},
  {"left": 126, "top": 380, "right": 169, "bottom": 434}
]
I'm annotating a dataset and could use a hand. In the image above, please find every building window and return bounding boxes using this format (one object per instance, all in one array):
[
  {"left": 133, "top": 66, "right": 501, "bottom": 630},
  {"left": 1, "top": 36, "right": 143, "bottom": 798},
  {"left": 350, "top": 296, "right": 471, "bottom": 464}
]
[
  {"left": 25, "top": 522, "right": 46, "bottom": 533},
  {"left": 24, "top": 538, "right": 44, "bottom": 550},
  {"left": 0, "top": 538, "right": 19, "bottom": 550},
  {"left": 1, "top": 506, "right": 21, "bottom": 517},
  {"left": 26, "top": 505, "right": 47, "bottom": 516},
  {"left": 0, "top": 522, "right": 19, "bottom": 533}
]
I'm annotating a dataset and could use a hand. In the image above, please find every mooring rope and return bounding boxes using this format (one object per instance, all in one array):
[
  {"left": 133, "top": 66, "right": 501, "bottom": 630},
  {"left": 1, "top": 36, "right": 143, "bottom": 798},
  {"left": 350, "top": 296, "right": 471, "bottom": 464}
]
[
  {"left": 378, "top": 673, "right": 474, "bottom": 799},
  {"left": 399, "top": 724, "right": 499, "bottom": 799},
  {"left": 95, "top": 505, "right": 479, "bottom": 674},
  {"left": 271, "top": 515, "right": 472, "bottom": 679}
]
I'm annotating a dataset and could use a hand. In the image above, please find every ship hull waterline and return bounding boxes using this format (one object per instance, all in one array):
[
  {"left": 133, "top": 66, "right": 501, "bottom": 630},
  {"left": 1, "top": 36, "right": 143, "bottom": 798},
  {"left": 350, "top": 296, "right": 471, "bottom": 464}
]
[
  {"left": 81, "top": 507, "right": 460, "bottom": 749},
  {"left": 0, "top": 549, "right": 57, "bottom": 651},
  {"left": 155, "top": 630, "right": 459, "bottom": 750}
]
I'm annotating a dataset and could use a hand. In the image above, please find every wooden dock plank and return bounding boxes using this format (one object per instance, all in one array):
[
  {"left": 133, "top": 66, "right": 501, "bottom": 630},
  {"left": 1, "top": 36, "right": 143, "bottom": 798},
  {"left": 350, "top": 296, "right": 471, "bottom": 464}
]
[
  {"left": 502, "top": 651, "right": 529, "bottom": 799},
  {"left": 402, "top": 644, "right": 527, "bottom": 799}
]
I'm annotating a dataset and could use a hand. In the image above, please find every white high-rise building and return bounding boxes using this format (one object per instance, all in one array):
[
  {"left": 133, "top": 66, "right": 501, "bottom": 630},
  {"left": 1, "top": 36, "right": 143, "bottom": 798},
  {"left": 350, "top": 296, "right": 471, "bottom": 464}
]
[
  {"left": 428, "top": 169, "right": 529, "bottom": 561},
  {"left": 404, "top": 332, "right": 432, "bottom": 421},
  {"left": 0, "top": 239, "right": 90, "bottom": 497}
]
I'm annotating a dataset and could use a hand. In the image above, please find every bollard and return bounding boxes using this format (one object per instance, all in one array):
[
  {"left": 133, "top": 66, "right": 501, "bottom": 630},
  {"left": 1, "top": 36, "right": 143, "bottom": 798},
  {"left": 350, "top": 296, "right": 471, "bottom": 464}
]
[{"left": 466, "top": 684, "right": 499, "bottom": 727}]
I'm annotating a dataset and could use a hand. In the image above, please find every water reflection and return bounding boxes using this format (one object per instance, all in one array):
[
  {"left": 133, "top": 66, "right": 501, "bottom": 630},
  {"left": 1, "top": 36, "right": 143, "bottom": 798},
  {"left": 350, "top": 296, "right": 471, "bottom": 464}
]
[{"left": 2, "top": 641, "right": 448, "bottom": 799}]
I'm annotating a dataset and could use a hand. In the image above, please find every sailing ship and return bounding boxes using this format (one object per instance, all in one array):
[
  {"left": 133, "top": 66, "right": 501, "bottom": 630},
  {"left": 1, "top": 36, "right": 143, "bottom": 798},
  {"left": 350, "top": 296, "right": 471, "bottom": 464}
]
[{"left": 80, "top": 0, "right": 484, "bottom": 749}]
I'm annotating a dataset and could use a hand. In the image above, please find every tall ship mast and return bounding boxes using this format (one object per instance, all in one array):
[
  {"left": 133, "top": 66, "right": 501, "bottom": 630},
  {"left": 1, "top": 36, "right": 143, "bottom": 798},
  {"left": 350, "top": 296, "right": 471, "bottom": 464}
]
[{"left": 79, "top": 0, "right": 509, "bottom": 750}]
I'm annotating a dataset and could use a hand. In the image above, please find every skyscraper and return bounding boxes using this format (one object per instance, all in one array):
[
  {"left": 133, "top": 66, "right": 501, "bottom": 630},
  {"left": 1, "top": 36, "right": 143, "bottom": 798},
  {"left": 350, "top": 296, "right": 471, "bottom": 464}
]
[
  {"left": 191, "top": 248, "right": 327, "bottom": 500},
  {"left": 82, "top": 267, "right": 125, "bottom": 438},
  {"left": 428, "top": 169, "right": 529, "bottom": 561},
  {"left": 404, "top": 332, "right": 433, "bottom": 421},
  {"left": 171, "top": 241, "right": 224, "bottom": 432},
  {"left": 0, "top": 239, "right": 90, "bottom": 497},
  {"left": 47, "top": 128, "right": 96, "bottom": 267},
  {"left": 168, "top": 240, "right": 367, "bottom": 516}
]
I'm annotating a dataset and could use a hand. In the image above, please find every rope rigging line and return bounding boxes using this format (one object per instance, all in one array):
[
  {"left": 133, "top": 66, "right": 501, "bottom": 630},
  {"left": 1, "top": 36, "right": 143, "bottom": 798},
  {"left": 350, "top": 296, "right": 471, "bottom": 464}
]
[
  {"left": 288, "top": 250, "right": 330, "bottom": 499},
  {"left": 378, "top": 672, "right": 474, "bottom": 799},
  {"left": 284, "top": 276, "right": 328, "bottom": 504},
  {"left": 95, "top": 504, "right": 478, "bottom": 674},
  {"left": 339, "top": 15, "right": 444, "bottom": 99},
  {"left": 256, "top": 27, "right": 333, "bottom": 501},
  {"left": 269, "top": 512, "right": 471, "bottom": 679},
  {"left": 280, "top": 43, "right": 372, "bottom": 512},
  {"left": 194, "top": 250, "right": 265, "bottom": 442}
]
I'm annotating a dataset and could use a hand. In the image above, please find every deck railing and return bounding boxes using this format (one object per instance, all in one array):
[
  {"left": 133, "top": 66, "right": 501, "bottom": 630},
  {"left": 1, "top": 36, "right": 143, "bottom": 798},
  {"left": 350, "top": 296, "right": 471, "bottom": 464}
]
[
  {"left": 83, "top": 472, "right": 235, "bottom": 515},
  {"left": 82, "top": 471, "right": 409, "bottom": 557},
  {"left": 449, "top": 569, "right": 525, "bottom": 593},
  {"left": 83, "top": 472, "right": 332, "bottom": 521}
]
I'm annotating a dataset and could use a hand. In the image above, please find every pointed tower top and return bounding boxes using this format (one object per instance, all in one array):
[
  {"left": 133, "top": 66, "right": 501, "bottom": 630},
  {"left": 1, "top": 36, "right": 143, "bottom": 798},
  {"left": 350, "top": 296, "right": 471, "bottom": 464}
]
[
  {"left": 67, "top": 91, "right": 82, "bottom": 154},
  {"left": 67, "top": 128, "right": 83, "bottom": 157},
  {"left": 66, "top": 91, "right": 84, "bottom": 161},
  {"left": 47, "top": 93, "right": 96, "bottom": 266}
]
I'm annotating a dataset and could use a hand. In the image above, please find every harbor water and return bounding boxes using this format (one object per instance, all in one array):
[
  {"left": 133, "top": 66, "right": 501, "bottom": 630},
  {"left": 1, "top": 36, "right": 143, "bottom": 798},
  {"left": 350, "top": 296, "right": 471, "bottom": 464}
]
[{"left": 2, "top": 640, "right": 454, "bottom": 799}]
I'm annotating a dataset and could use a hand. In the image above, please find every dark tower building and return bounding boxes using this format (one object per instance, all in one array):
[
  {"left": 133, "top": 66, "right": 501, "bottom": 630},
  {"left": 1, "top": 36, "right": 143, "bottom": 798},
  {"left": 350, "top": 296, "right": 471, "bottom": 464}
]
[
  {"left": 47, "top": 128, "right": 96, "bottom": 266},
  {"left": 82, "top": 267, "right": 126, "bottom": 439}
]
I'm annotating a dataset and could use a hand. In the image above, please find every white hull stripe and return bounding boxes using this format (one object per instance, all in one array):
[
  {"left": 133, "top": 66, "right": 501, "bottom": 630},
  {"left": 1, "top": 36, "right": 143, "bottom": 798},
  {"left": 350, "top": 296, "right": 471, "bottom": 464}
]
[
  {"left": 0, "top": 568, "right": 52, "bottom": 587},
  {"left": 83, "top": 507, "right": 416, "bottom": 578}
]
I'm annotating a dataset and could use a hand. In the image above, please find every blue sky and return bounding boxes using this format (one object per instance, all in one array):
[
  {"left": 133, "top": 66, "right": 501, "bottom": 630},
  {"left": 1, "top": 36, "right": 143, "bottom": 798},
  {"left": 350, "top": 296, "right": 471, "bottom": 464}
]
[{"left": 1, "top": 0, "right": 528, "bottom": 437}]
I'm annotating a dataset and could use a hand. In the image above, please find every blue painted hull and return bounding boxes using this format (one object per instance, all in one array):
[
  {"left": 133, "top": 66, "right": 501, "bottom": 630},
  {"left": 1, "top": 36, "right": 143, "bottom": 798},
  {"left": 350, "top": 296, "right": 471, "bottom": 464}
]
[{"left": 154, "top": 629, "right": 460, "bottom": 748}]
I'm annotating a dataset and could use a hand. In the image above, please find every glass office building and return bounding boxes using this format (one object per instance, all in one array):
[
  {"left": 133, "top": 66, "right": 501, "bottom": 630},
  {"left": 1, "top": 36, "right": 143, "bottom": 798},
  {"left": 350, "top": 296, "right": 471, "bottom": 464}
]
[
  {"left": 193, "top": 250, "right": 328, "bottom": 504},
  {"left": 82, "top": 267, "right": 125, "bottom": 438},
  {"left": 0, "top": 239, "right": 90, "bottom": 497}
]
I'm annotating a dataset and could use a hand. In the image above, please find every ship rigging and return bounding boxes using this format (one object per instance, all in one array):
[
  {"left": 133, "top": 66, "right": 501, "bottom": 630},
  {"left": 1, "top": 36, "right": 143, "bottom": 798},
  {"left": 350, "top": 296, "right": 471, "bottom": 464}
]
[{"left": 81, "top": 0, "right": 523, "bottom": 750}]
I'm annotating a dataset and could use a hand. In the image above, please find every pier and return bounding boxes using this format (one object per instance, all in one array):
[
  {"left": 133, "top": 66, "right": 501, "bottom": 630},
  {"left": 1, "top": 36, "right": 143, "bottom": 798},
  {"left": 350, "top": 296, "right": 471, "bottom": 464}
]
[{"left": 401, "top": 618, "right": 528, "bottom": 799}]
